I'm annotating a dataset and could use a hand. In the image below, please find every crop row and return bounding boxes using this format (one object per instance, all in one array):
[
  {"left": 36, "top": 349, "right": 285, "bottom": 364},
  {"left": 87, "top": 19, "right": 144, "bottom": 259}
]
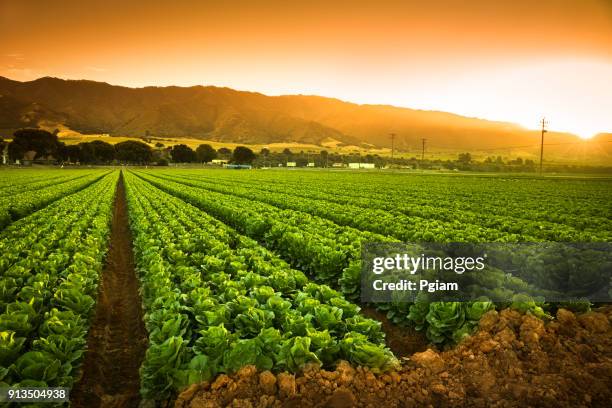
[
  {"left": 0, "top": 170, "right": 90, "bottom": 195},
  {"left": 123, "top": 172, "right": 397, "bottom": 400},
  {"left": 165, "top": 170, "right": 610, "bottom": 241},
  {"left": 0, "top": 170, "right": 109, "bottom": 230},
  {"left": 133, "top": 171, "right": 548, "bottom": 345},
  {"left": 0, "top": 170, "right": 71, "bottom": 189},
  {"left": 0, "top": 171, "right": 118, "bottom": 388},
  {"left": 149, "top": 172, "right": 541, "bottom": 242},
  {"left": 133, "top": 170, "right": 391, "bottom": 293},
  {"left": 171, "top": 170, "right": 611, "bottom": 235}
]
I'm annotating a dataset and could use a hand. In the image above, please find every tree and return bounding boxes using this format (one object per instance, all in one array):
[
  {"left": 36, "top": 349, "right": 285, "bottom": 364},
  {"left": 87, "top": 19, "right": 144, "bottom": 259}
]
[
  {"left": 458, "top": 152, "right": 472, "bottom": 164},
  {"left": 196, "top": 144, "right": 217, "bottom": 163},
  {"left": 0, "top": 137, "right": 5, "bottom": 152},
  {"left": 155, "top": 142, "right": 165, "bottom": 148},
  {"left": 260, "top": 148, "right": 270, "bottom": 157},
  {"left": 232, "top": 146, "right": 256, "bottom": 164},
  {"left": 217, "top": 147, "right": 232, "bottom": 157},
  {"left": 58, "top": 143, "right": 81, "bottom": 163},
  {"left": 319, "top": 150, "right": 329, "bottom": 167},
  {"left": 8, "top": 128, "right": 60, "bottom": 160},
  {"left": 115, "top": 141, "right": 153, "bottom": 163},
  {"left": 171, "top": 144, "right": 197, "bottom": 162},
  {"left": 80, "top": 140, "right": 115, "bottom": 163}
]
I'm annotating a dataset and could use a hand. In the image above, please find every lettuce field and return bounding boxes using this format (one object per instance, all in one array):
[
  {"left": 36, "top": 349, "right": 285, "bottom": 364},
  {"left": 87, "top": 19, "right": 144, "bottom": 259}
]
[{"left": 0, "top": 168, "right": 610, "bottom": 407}]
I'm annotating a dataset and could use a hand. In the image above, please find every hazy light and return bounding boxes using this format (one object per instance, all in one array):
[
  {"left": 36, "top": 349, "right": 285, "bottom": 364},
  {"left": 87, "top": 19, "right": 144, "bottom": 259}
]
[{"left": 1, "top": 0, "right": 611, "bottom": 137}]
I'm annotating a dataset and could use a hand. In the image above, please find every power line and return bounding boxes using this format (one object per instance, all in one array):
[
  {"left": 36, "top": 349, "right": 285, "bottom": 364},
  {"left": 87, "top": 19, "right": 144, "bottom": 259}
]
[
  {"left": 421, "top": 138, "right": 426, "bottom": 161},
  {"left": 542, "top": 140, "right": 612, "bottom": 146},
  {"left": 387, "top": 137, "right": 612, "bottom": 159},
  {"left": 452, "top": 139, "right": 612, "bottom": 153},
  {"left": 540, "top": 117, "right": 548, "bottom": 174}
]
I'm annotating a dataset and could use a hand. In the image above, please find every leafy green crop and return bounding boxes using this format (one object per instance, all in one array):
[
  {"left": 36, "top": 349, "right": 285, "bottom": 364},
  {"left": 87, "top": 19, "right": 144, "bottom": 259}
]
[
  {"left": 124, "top": 172, "right": 397, "bottom": 399},
  {"left": 0, "top": 171, "right": 117, "bottom": 388}
]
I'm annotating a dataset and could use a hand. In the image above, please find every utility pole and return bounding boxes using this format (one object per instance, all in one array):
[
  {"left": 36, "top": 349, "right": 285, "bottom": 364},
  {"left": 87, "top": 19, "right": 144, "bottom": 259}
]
[
  {"left": 539, "top": 117, "right": 547, "bottom": 174},
  {"left": 421, "top": 138, "right": 426, "bottom": 161},
  {"left": 390, "top": 133, "right": 396, "bottom": 159}
]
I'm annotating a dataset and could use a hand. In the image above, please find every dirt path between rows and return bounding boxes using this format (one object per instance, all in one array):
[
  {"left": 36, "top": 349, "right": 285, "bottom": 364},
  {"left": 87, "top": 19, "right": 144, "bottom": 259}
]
[
  {"left": 71, "top": 173, "right": 148, "bottom": 408},
  {"left": 361, "top": 307, "right": 428, "bottom": 358}
]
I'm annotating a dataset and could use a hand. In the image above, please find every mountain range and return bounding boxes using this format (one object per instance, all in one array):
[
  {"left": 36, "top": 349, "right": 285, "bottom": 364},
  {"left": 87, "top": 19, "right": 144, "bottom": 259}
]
[{"left": 0, "top": 76, "right": 610, "bottom": 163}]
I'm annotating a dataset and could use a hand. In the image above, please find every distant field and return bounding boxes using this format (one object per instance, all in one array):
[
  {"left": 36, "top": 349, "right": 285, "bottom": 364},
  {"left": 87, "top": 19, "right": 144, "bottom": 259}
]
[
  {"left": 55, "top": 132, "right": 611, "bottom": 164},
  {"left": 56, "top": 131, "right": 394, "bottom": 156},
  {"left": 2, "top": 124, "right": 608, "bottom": 163}
]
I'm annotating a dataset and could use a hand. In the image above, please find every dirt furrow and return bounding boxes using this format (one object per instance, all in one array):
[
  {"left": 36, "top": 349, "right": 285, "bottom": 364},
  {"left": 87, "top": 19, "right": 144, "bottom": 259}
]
[{"left": 71, "top": 173, "right": 148, "bottom": 408}]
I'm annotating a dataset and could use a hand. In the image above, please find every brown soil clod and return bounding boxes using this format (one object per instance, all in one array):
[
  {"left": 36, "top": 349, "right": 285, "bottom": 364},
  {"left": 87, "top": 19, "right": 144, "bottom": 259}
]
[{"left": 71, "top": 173, "right": 148, "bottom": 408}]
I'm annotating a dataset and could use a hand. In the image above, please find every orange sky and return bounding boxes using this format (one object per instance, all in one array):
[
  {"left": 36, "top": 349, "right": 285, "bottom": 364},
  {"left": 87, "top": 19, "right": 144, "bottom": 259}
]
[{"left": 1, "top": 0, "right": 611, "bottom": 137}]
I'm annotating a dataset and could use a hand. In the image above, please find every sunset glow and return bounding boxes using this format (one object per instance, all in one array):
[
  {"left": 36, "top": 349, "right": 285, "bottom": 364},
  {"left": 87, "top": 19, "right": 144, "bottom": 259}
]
[{"left": 1, "top": 0, "right": 611, "bottom": 137}]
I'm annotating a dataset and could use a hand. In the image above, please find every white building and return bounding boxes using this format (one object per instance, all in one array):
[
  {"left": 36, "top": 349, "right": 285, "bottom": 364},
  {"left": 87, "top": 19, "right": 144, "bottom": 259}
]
[{"left": 348, "top": 162, "right": 376, "bottom": 169}]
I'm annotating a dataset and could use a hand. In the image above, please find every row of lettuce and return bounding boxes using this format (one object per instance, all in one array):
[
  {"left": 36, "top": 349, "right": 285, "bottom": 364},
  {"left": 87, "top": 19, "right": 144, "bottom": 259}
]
[
  {"left": 153, "top": 171, "right": 604, "bottom": 241},
  {"left": 0, "top": 170, "right": 109, "bottom": 230},
  {"left": 167, "top": 169, "right": 610, "bottom": 235},
  {"left": 0, "top": 171, "right": 118, "bottom": 388},
  {"left": 133, "top": 170, "right": 597, "bottom": 345},
  {"left": 123, "top": 172, "right": 398, "bottom": 399}
]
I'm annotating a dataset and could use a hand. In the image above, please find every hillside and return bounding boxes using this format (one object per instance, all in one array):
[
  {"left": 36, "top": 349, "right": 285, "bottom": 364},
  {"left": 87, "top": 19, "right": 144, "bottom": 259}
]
[{"left": 0, "top": 76, "right": 609, "bottom": 163}]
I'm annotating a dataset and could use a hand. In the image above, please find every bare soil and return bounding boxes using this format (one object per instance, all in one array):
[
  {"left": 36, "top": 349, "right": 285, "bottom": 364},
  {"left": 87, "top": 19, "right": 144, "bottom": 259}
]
[
  {"left": 176, "top": 306, "right": 612, "bottom": 408},
  {"left": 361, "top": 306, "right": 428, "bottom": 357},
  {"left": 71, "top": 174, "right": 148, "bottom": 408}
]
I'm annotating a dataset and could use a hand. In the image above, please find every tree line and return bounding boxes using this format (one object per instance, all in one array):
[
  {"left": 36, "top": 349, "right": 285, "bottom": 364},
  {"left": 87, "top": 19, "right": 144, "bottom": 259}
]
[
  {"left": 1, "top": 129, "right": 256, "bottom": 165},
  {"left": 2, "top": 129, "right": 610, "bottom": 173}
]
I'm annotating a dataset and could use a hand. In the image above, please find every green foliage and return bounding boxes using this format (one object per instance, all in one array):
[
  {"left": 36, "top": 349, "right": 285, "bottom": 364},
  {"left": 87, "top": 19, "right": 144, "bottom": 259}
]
[
  {"left": 0, "top": 172, "right": 118, "bottom": 388},
  {"left": 196, "top": 144, "right": 217, "bottom": 163},
  {"left": 140, "top": 336, "right": 187, "bottom": 399},
  {"left": 0, "top": 331, "right": 26, "bottom": 367},
  {"left": 232, "top": 146, "right": 256, "bottom": 164},
  {"left": 115, "top": 140, "right": 153, "bottom": 163},
  {"left": 339, "top": 332, "right": 398, "bottom": 372},
  {"left": 8, "top": 128, "right": 60, "bottom": 161},
  {"left": 510, "top": 294, "right": 552, "bottom": 319},
  {"left": 277, "top": 336, "right": 321, "bottom": 372},
  {"left": 425, "top": 302, "right": 466, "bottom": 344},
  {"left": 171, "top": 144, "right": 197, "bottom": 163},
  {"left": 124, "top": 171, "right": 398, "bottom": 400}
]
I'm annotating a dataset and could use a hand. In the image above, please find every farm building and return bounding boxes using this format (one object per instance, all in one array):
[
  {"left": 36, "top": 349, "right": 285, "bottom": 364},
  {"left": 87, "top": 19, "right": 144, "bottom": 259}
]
[{"left": 348, "top": 162, "right": 376, "bottom": 169}]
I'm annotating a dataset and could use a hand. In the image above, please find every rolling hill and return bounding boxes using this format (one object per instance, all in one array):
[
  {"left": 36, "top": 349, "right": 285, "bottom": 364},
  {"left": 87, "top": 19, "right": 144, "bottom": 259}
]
[{"left": 0, "top": 76, "right": 610, "bottom": 163}]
